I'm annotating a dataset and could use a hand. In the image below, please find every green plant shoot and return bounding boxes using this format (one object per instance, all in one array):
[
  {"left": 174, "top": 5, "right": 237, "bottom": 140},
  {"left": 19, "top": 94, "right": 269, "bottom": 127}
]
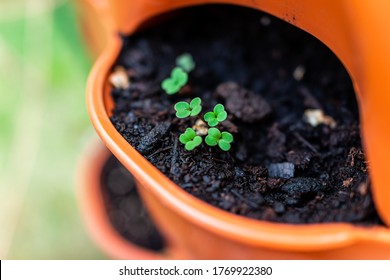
[
  {"left": 204, "top": 104, "right": 228, "bottom": 127},
  {"left": 179, "top": 128, "right": 202, "bottom": 151},
  {"left": 174, "top": 97, "right": 202, "bottom": 118},
  {"left": 205, "top": 128, "right": 234, "bottom": 151},
  {"left": 166, "top": 54, "right": 233, "bottom": 152},
  {"left": 161, "top": 67, "right": 188, "bottom": 95},
  {"left": 176, "top": 53, "right": 195, "bottom": 73}
]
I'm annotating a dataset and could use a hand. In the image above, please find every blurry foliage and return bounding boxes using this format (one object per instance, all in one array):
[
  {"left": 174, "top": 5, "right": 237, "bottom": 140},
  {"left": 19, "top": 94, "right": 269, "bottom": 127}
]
[{"left": 0, "top": 0, "right": 105, "bottom": 259}]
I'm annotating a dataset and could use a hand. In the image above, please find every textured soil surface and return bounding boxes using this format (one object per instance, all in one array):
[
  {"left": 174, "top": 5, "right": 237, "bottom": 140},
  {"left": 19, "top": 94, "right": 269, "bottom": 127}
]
[
  {"left": 101, "top": 155, "right": 164, "bottom": 250},
  {"left": 109, "top": 6, "right": 382, "bottom": 224}
]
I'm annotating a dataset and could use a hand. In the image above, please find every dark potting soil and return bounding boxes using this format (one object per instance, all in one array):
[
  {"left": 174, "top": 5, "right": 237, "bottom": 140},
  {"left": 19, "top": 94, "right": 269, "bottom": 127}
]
[
  {"left": 101, "top": 155, "right": 164, "bottom": 250},
  {"left": 109, "top": 6, "right": 383, "bottom": 225}
]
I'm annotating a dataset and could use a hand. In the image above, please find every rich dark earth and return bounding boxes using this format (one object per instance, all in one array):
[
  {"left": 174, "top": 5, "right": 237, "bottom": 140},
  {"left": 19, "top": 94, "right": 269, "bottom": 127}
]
[
  {"left": 109, "top": 6, "right": 382, "bottom": 224},
  {"left": 101, "top": 155, "right": 164, "bottom": 250}
]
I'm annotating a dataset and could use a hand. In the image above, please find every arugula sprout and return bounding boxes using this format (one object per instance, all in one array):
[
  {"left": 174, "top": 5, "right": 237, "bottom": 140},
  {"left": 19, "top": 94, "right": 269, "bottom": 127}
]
[
  {"left": 164, "top": 54, "right": 235, "bottom": 152},
  {"left": 179, "top": 128, "right": 203, "bottom": 151},
  {"left": 204, "top": 104, "right": 227, "bottom": 127},
  {"left": 176, "top": 53, "right": 195, "bottom": 73},
  {"left": 205, "top": 128, "right": 234, "bottom": 151},
  {"left": 161, "top": 67, "right": 188, "bottom": 95},
  {"left": 174, "top": 97, "right": 202, "bottom": 118}
]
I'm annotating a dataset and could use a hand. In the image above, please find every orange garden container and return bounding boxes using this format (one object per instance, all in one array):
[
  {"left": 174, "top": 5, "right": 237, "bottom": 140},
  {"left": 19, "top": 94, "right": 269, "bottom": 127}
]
[{"left": 78, "top": 0, "right": 390, "bottom": 259}]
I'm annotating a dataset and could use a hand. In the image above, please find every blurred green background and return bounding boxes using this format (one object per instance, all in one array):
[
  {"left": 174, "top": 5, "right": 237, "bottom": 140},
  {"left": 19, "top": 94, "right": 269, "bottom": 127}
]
[{"left": 0, "top": 0, "right": 105, "bottom": 259}]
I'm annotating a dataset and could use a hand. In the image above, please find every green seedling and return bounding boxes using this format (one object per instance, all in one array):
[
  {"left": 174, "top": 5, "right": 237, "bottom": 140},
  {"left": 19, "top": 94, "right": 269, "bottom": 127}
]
[
  {"left": 164, "top": 54, "right": 234, "bottom": 152},
  {"left": 174, "top": 97, "right": 202, "bottom": 118},
  {"left": 179, "top": 128, "right": 202, "bottom": 151},
  {"left": 176, "top": 53, "right": 195, "bottom": 73},
  {"left": 204, "top": 104, "right": 228, "bottom": 127},
  {"left": 205, "top": 128, "right": 234, "bottom": 151},
  {"left": 161, "top": 67, "right": 188, "bottom": 95}
]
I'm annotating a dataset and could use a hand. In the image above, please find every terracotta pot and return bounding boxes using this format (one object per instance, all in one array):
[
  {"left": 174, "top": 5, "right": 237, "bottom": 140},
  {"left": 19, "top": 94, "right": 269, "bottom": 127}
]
[
  {"left": 77, "top": 137, "right": 167, "bottom": 259},
  {"left": 82, "top": 0, "right": 390, "bottom": 259},
  {"left": 73, "top": 0, "right": 112, "bottom": 58}
]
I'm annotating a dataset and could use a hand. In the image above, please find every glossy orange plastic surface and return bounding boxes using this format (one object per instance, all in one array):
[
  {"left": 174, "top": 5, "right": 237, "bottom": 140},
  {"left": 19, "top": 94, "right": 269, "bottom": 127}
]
[{"left": 83, "top": 0, "right": 390, "bottom": 258}]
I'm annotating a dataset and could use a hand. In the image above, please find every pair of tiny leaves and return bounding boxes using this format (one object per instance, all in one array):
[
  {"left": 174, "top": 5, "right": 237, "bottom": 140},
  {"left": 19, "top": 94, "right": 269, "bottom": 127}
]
[
  {"left": 179, "top": 128, "right": 202, "bottom": 151},
  {"left": 180, "top": 127, "right": 234, "bottom": 151},
  {"left": 205, "top": 128, "right": 234, "bottom": 151},
  {"left": 174, "top": 97, "right": 202, "bottom": 118},
  {"left": 162, "top": 54, "right": 195, "bottom": 95},
  {"left": 175, "top": 98, "right": 227, "bottom": 127},
  {"left": 204, "top": 104, "right": 227, "bottom": 127},
  {"left": 161, "top": 67, "right": 188, "bottom": 95}
]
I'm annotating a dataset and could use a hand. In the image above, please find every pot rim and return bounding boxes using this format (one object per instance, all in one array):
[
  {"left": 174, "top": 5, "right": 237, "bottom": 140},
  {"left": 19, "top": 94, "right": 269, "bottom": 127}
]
[{"left": 86, "top": 35, "right": 390, "bottom": 252}]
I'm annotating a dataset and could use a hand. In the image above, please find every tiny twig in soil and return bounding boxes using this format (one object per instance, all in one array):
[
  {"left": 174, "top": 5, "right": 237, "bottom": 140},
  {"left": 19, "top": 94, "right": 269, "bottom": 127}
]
[
  {"left": 212, "top": 157, "right": 229, "bottom": 164},
  {"left": 293, "top": 132, "right": 319, "bottom": 154},
  {"left": 148, "top": 146, "right": 173, "bottom": 157},
  {"left": 170, "top": 137, "right": 179, "bottom": 180}
]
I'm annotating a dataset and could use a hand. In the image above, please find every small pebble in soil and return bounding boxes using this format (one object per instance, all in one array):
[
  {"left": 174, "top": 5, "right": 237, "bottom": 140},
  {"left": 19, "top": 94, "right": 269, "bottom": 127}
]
[
  {"left": 293, "top": 65, "right": 306, "bottom": 81},
  {"left": 303, "top": 109, "right": 337, "bottom": 128},
  {"left": 109, "top": 66, "right": 130, "bottom": 89},
  {"left": 281, "top": 177, "right": 325, "bottom": 205},
  {"left": 192, "top": 119, "right": 209, "bottom": 136},
  {"left": 234, "top": 167, "right": 245, "bottom": 178},
  {"left": 358, "top": 180, "right": 369, "bottom": 196},
  {"left": 285, "top": 198, "right": 299, "bottom": 206},
  {"left": 268, "top": 162, "right": 295, "bottom": 179},
  {"left": 273, "top": 202, "right": 286, "bottom": 214}
]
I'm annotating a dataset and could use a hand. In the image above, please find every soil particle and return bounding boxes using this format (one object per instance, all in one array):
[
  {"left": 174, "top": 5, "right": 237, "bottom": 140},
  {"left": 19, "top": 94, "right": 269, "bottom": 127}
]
[
  {"left": 281, "top": 177, "right": 325, "bottom": 206},
  {"left": 273, "top": 201, "right": 286, "bottom": 214},
  {"left": 286, "top": 150, "right": 311, "bottom": 170},
  {"left": 358, "top": 180, "right": 369, "bottom": 196},
  {"left": 215, "top": 82, "right": 272, "bottom": 123},
  {"left": 268, "top": 162, "right": 295, "bottom": 179},
  {"left": 137, "top": 122, "right": 171, "bottom": 154},
  {"left": 303, "top": 109, "right": 336, "bottom": 128},
  {"left": 109, "top": 66, "right": 130, "bottom": 89}
]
